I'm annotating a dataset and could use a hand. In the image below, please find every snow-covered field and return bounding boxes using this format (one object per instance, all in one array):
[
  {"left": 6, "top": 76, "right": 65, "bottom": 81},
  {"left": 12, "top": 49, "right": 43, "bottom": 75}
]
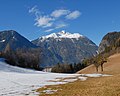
[{"left": 0, "top": 58, "right": 111, "bottom": 96}]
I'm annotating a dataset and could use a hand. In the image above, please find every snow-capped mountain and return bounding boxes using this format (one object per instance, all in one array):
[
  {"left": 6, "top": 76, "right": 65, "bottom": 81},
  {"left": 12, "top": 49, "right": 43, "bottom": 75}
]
[
  {"left": 0, "top": 30, "right": 37, "bottom": 51},
  {"left": 40, "top": 30, "right": 83, "bottom": 41},
  {"left": 32, "top": 30, "right": 98, "bottom": 67}
]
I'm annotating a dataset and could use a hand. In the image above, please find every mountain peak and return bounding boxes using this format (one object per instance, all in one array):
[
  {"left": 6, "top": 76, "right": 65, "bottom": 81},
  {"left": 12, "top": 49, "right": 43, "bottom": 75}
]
[
  {"left": 1, "top": 30, "right": 16, "bottom": 33},
  {"left": 0, "top": 30, "right": 37, "bottom": 51},
  {"left": 40, "top": 30, "right": 84, "bottom": 41},
  {"left": 0, "top": 30, "right": 19, "bottom": 37},
  {"left": 58, "top": 30, "right": 66, "bottom": 34},
  {"left": 58, "top": 30, "right": 70, "bottom": 36}
]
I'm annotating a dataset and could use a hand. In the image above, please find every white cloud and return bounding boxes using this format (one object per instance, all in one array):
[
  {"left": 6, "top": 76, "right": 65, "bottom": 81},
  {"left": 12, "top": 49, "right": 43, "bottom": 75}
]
[
  {"left": 45, "top": 28, "right": 55, "bottom": 32},
  {"left": 35, "top": 16, "right": 54, "bottom": 27},
  {"left": 29, "top": 6, "right": 54, "bottom": 28},
  {"left": 29, "top": 7, "right": 81, "bottom": 32},
  {"left": 51, "top": 9, "right": 70, "bottom": 18},
  {"left": 55, "top": 23, "right": 67, "bottom": 29},
  {"left": 66, "top": 10, "right": 81, "bottom": 19},
  {"left": 42, "top": 22, "right": 53, "bottom": 28},
  {"left": 29, "top": 6, "right": 40, "bottom": 18},
  {"left": 45, "top": 23, "right": 67, "bottom": 32}
]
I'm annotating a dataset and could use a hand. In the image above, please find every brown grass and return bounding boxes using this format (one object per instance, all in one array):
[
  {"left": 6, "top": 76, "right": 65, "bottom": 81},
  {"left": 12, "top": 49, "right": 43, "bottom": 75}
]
[
  {"left": 37, "top": 53, "right": 120, "bottom": 96},
  {"left": 78, "top": 53, "right": 120, "bottom": 75}
]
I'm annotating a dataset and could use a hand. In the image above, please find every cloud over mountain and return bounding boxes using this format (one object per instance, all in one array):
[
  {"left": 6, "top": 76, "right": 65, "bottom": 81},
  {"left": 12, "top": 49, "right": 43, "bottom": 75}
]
[
  {"left": 51, "top": 9, "right": 70, "bottom": 18},
  {"left": 29, "top": 6, "right": 81, "bottom": 32},
  {"left": 66, "top": 11, "right": 81, "bottom": 19},
  {"left": 35, "top": 16, "right": 54, "bottom": 28}
]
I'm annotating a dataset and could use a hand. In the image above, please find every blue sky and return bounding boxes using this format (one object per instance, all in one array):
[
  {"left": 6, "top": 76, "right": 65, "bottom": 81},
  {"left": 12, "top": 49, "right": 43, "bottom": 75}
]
[{"left": 0, "top": 0, "right": 120, "bottom": 45}]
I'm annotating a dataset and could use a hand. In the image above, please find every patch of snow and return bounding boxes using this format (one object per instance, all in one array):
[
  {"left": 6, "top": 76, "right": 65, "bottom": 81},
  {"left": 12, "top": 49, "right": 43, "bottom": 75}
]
[
  {"left": 12, "top": 36, "right": 17, "bottom": 40},
  {"left": 63, "top": 79, "right": 78, "bottom": 82},
  {"left": 96, "top": 51, "right": 99, "bottom": 54},
  {"left": 101, "top": 74, "right": 113, "bottom": 77},
  {"left": 58, "top": 30, "right": 83, "bottom": 39},
  {"left": 42, "top": 89, "right": 57, "bottom": 94},
  {"left": 43, "top": 33, "right": 58, "bottom": 39},
  {"left": 89, "top": 44, "right": 96, "bottom": 46},
  {"left": 78, "top": 77, "right": 87, "bottom": 81},
  {"left": 80, "top": 73, "right": 112, "bottom": 77},
  {"left": 0, "top": 39, "right": 5, "bottom": 42}
]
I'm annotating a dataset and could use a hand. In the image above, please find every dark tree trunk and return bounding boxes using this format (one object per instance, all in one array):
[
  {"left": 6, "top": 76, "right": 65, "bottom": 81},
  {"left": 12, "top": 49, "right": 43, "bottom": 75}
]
[
  {"left": 101, "top": 64, "right": 103, "bottom": 71},
  {"left": 96, "top": 66, "right": 98, "bottom": 72}
]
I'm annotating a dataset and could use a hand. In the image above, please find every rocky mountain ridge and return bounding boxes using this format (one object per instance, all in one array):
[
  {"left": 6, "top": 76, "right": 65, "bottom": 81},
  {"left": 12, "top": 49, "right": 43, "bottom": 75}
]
[
  {"left": 98, "top": 31, "right": 120, "bottom": 53},
  {"left": 0, "top": 30, "right": 37, "bottom": 52},
  {"left": 32, "top": 30, "right": 98, "bottom": 67}
]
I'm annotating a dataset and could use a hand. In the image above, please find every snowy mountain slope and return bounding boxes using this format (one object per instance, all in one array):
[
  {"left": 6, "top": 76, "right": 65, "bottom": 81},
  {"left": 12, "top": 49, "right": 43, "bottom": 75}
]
[{"left": 32, "top": 30, "right": 98, "bottom": 67}]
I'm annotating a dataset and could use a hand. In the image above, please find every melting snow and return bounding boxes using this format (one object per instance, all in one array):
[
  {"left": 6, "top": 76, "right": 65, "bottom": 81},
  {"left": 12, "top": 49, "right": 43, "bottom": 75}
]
[
  {"left": 80, "top": 73, "right": 112, "bottom": 77},
  {"left": 42, "top": 89, "right": 58, "bottom": 94},
  {"left": 0, "top": 58, "right": 112, "bottom": 96},
  {"left": 62, "top": 79, "right": 78, "bottom": 82},
  {"left": 0, "top": 59, "right": 79, "bottom": 96},
  {"left": 78, "top": 77, "right": 87, "bottom": 81}
]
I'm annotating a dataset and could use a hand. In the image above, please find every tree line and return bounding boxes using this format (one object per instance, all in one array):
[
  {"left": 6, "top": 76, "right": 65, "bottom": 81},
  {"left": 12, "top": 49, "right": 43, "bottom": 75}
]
[
  {"left": 51, "top": 62, "right": 87, "bottom": 73},
  {"left": 0, "top": 48, "right": 43, "bottom": 70}
]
